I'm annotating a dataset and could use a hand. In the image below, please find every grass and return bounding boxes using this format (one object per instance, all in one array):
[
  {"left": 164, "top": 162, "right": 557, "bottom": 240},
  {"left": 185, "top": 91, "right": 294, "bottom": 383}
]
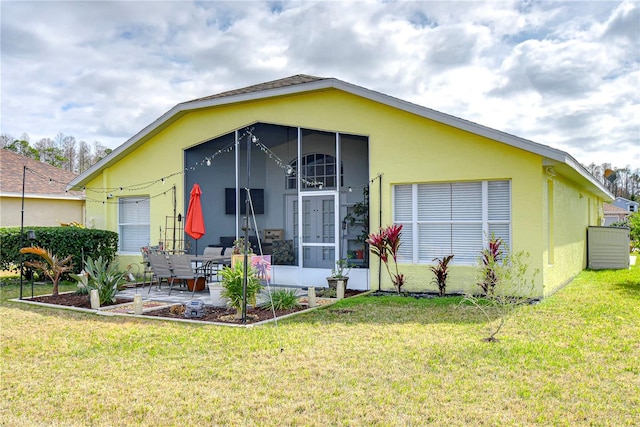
[{"left": 1, "top": 265, "right": 639, "bottom": 426}]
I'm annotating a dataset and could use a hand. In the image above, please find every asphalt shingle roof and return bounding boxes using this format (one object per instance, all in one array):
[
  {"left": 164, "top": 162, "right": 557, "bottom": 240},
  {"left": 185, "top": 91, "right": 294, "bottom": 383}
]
[
  {"left": 184, "top": 74, "right": 327, "bottom": 104},
  {"left": 0, "top": 149, "right": 82, "bottom": 196}
]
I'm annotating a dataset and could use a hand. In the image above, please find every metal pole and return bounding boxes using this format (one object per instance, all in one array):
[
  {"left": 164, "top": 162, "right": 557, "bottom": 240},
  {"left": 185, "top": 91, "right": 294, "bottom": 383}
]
[
  {"left": 172, "top": 185, "right": 177, "bottom": 252},
  {"left": 242, "top": 133, "right": 252, "bottom": 324},
  {"left": 19, "top": 166, "right": 26, "bottom": 300},
  {"left": 378, "top": 173, "right": 382, "bottom": 291}
]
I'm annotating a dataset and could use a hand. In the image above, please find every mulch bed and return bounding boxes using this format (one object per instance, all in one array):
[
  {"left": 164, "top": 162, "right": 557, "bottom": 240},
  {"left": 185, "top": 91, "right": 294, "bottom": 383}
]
[
  {"left": 145, "top": 305, "right": 304, "bottom": 324},
  {"left": 25, "top": 289, "right": 365, "bottom": 325},
  {"left": 28, "top": 293, "right": 129, "bottom": 308}
]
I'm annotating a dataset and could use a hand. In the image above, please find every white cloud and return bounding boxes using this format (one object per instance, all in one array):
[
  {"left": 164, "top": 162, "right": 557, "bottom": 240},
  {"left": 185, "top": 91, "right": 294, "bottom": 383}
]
[{"left": 1, "top": 0, "right": 638, "bottom": 168}]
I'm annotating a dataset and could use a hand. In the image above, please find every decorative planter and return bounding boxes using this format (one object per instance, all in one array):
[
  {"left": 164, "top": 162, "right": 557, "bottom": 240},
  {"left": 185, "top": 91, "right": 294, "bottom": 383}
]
[
  {"left": 187, "top": 277, "right": 206, "bottom": 292},
  {"left": 326, "top": 277, "right": 349, "bottom": 290},
  {"left": 207, "top": 283, "right": 228, "bottom": 307}
]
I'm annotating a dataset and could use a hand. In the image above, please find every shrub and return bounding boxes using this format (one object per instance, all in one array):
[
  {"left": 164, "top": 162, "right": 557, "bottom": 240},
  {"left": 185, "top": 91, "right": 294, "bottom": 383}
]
[
  {"left": 367, "top": 224, "right": 405, "bottom": 294},
  {"left": 462, "top": 249, "right": 538, "bottom": 342},
  {"left": 477, "top": 235, "right": 503, "bottom": 295},
  {"left": 220, "top": 261, "right": 261, "bottom": 316},
  {"left": 262, "top": 288, "right": 301, "bottom": 310},
  {"left": 0, "top": 227, "right": 118, "bottom": 274},
  {"left": 628, "top": 212, "right": 640, "bottom": 251}
]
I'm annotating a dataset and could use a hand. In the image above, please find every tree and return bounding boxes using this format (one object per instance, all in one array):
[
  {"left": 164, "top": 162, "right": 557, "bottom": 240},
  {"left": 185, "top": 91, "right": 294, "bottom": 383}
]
[
  {"left": 92, "top": 141, "right": 112, "bottom": 163},
  {"left": 4, "top": 139, "right": 40, "bottom": 160},
  {"left": 461, "top": 243, "right": 538, "bottom": 342},
  {"left": 35, "top": 137, "right": 67, "bottom": 168},
  {"left": 60, "top": 135, "right": 77, "bottom": 172},
  {"left": 76, "top": 140, "right": 92, "bottom": 173}
]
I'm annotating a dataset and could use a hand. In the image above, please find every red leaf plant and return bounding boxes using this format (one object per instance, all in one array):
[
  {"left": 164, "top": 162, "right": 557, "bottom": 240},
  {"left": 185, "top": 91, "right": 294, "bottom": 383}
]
[
  {"left": 366, "top": 224, "right": 405, "bottom": 294},
  {"left": 478, "top": 235, "right": 503, "bottom": 295}
]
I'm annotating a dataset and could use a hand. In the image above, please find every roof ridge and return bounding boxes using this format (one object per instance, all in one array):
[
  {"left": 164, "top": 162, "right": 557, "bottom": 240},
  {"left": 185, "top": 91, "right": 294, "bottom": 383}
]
[{"left": 185, "top": 74, "right": 327, "bottom": 103}]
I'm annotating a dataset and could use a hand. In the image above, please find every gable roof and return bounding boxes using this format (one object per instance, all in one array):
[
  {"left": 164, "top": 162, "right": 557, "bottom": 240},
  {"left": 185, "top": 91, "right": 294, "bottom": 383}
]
[
  {"left": 603, "top": 203, "right": 630, "bottom": 215},
  {"left": 614, "top": 196, "right": 639, "bottom": 206},
  {"left": 1, "top": 149, "right": 83, "bottom": 199},
  {"left": 69, "top": 74, "right": 613, "bottom": 200}
]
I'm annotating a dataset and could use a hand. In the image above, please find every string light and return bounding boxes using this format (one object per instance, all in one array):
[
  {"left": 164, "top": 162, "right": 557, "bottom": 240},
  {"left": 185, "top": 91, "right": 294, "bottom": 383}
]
[{"left": 22, "top": 127, "right": 346, "bottom": 196}]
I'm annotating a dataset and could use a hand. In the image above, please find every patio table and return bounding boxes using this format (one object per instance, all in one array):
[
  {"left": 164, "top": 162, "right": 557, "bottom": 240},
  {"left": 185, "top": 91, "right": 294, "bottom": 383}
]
[{"left": 189, "top": 255, "right": 231, "bottom": 283}]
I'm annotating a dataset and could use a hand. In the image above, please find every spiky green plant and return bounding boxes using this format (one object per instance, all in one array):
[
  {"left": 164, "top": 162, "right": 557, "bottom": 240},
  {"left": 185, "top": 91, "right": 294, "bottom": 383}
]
[
  {"left": 220, "top": 261, "right": 261, "bottom": 315},
  {"left": 80, "top": 256, "right": 128, "bottom": 306},
  {"left": 262, "top": 288, "right": 301, "bottom": 310}
]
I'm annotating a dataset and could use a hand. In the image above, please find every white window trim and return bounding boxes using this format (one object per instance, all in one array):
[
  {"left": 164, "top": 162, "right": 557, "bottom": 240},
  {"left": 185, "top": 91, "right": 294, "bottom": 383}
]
[
  {"left": 393, "top": 180, "right": 511, "bottom": 266},
  {"left": 118, "top": 196, "right": 150, "bottom": 255}
]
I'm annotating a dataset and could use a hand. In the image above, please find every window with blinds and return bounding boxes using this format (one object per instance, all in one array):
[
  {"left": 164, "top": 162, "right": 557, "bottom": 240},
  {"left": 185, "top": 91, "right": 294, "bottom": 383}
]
[
  {"left": 393, "top": 180, "right": 511, "bottom": 264},
  {"left": 118, "top": 197, "right": 150, "bottom": 253}
]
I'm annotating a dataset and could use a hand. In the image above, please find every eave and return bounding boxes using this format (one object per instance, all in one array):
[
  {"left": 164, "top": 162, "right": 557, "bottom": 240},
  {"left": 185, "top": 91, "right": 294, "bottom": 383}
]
[{"left": 67, "top": 77, "right": 613, "bottom": 201}]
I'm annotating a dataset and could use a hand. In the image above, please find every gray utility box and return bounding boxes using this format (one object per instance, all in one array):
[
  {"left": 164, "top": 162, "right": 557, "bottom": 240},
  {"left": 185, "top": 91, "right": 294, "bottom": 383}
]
[{"left": 587, "top": 226, "right": 630, "bottom": 270}]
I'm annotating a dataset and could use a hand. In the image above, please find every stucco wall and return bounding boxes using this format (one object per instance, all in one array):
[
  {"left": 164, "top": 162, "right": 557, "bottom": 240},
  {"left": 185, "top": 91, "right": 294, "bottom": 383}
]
[
  {"left": 1, "top": 196, "right": 84, "bottom": 227},
  {"left": 83, "top": 88, "right": 596, "bottom": 296},
  {"left": 541, "top": 174, "right": 599, "bottom": 296}
]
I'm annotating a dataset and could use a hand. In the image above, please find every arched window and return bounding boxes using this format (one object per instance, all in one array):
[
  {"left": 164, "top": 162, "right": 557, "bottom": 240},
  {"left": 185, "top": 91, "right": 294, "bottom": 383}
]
[{"left": 286, "top": 153, "right": 343, "bottom": 190}]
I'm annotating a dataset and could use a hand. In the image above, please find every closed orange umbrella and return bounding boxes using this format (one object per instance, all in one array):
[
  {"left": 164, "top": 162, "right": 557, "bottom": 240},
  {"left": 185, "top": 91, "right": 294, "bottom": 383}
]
[{"left": 185, "top": 183, "right": 205, "bottom": 254}]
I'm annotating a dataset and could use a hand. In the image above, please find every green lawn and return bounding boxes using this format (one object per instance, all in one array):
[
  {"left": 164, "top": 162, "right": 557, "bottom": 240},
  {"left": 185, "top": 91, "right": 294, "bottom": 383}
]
[{"left": 1, "top": 264, "right": 639, "bottom": 426}]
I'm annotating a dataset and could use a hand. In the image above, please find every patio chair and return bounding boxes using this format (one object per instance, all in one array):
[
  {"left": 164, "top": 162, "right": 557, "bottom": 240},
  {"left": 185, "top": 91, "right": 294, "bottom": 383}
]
[
  {"left": 140, "top": 246, "right": 159, "bottom": 290},
  {"left": 146, "top": 253, "right": 173, "bottom": 294},
  {"left": 169, "top": 254, "right": 207, "bottom": 297}
]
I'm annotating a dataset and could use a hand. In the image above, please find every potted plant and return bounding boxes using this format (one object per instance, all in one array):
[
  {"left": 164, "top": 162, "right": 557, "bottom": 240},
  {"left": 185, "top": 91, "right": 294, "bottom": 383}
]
[
  {"left": 343, "top": 186, "right": 369, "bottom": 267},
  {"left": 231, "top": 237, "right": 255, "bottom": 268},
  {"left": 326, "top": 258, "right": 350, "bottom": 290}
]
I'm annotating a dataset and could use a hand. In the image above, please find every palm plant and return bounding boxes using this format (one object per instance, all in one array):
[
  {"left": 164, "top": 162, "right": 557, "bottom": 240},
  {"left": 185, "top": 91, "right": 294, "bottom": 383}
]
[{"left": 19, "top": 246, "right": 74, "bottom": 297}]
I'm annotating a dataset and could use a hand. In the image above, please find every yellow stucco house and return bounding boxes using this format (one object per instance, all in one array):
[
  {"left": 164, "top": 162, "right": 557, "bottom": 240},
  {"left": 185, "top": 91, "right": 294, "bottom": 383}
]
[{"left": 69, "top": 75, "right": 612, "bottom": 298}]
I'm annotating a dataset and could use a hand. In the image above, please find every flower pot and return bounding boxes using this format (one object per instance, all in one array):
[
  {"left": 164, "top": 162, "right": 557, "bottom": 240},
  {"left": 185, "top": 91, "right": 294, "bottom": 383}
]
[
  {"left": 187, "top": 277, "right": 206, "bottom": 292},
  {"left": 207, "top": 283, "right": 228, "bottom": 307},
  {"left": 327, "top": 276, "right": 349, "bottom": 290}
]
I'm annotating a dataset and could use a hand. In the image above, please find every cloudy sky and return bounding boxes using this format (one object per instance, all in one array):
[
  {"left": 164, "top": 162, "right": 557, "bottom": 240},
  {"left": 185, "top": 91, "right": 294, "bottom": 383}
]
[{"left": 1, "top": 0, "right": 638, "bottom": 168}]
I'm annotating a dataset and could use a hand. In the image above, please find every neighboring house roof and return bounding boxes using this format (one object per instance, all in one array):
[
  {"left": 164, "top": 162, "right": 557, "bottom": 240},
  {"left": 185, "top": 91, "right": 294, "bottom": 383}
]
[
  {"left": 1, "top": 149, "right": 83, "bottom": 199},
  {"left": 603, "top": 203, "right": 630, "bottom": 216},
  {"left": 69, "top": 74, "right": 613, "bottom": 200},
  {"left": 614, "top": 196, "right": 639, "bottom": 206}
]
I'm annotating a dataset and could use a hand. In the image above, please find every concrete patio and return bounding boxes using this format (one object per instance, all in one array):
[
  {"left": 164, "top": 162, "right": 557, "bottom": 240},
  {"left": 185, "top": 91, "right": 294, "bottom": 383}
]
[{"left": 116, "top": 283, "right": 313, "bottom": 306}]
